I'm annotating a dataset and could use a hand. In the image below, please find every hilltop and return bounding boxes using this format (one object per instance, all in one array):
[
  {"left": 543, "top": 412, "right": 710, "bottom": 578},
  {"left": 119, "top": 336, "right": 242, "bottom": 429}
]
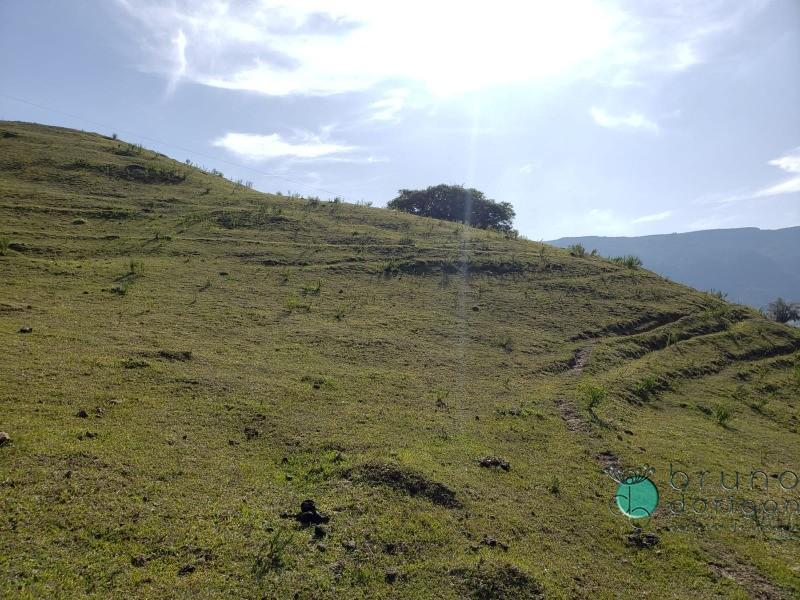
[
  {"left": 1, "top": 121, "right": 799, "bottom": 599},
  {"left": 550, "top": 227, "right": 800, "bottom": 308}
]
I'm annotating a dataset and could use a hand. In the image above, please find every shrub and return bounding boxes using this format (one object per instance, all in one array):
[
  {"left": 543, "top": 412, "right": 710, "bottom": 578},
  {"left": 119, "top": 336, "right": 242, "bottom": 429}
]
[
  {"left": 612, "top": 255, "right": 643, "bottom": 269},
  {"left": 284, "top": 296, "right": 311, "bottom": 312},
  {"left": 568, "top": 243, "right": 585, "bottom": 258},
  {"left": 714, "top": 405, "right": 732, "bottom": 427},
  {"left": 129, "top": 259, "right": 144, "bottom": 275},
  {"left": 0, "top": 238, "right": 9, "bottom": 256},
  {"left": 766, "top": 298, "right": 799, "bottom": 324},
  {"left": 634, "top": 375, "right": 660, "bottom": 398},
  {"left": 252, "top": 529, "right": 293, "bottom": 578},
  {"left": 498, "top": 335, "right": 514, "bottom": 352},
  {"left": 579, "top": 383, "right": 606, "bottom": 410},
  {"left": 301, "top": 280, "right": 322, "bottom": 296}
]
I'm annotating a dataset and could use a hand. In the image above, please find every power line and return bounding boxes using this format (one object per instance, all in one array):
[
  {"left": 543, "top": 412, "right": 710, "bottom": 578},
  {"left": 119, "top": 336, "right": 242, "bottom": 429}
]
[{"left": 0, "top": 92, "right": 346, "bottom": 198}]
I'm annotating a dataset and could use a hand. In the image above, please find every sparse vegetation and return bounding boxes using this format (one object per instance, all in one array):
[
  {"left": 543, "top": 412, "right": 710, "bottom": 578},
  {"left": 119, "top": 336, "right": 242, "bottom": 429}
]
[
  {"left": 611, "top": 255, "right": 643, "bottom": 269},
  {"left": 252, "top": 529, "right": 293, "bottom": 577},
  {"left": 714, "top": 405, "right": 733, "bottom": 427},
  {"left": 766, "top": 297, "right": 799, "bottom": 323},
  {"left": 568, "top": 243, "right": 585, "bottom": 257}
]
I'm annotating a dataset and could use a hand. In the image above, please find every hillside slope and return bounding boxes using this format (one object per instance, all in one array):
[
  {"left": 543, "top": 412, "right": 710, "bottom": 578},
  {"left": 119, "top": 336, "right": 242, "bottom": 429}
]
[
  {"left": 1, "top": 121, "right": 799, "bottom": 599},
  {"left": 549, "top": 228, "right": 800, "bottom": 308}
]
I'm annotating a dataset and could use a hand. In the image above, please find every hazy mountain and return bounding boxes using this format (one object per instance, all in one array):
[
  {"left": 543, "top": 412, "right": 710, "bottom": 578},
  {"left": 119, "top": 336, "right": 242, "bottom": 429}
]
[{"left": 550, "top": 227, "right": 800, "bottom": 308}]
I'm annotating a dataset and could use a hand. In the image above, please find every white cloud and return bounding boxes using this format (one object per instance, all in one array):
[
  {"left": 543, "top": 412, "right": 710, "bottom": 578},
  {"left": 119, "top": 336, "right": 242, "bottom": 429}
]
[
  {"left": 632, "top": 210, "right": 672, "bottom": 224},
  {"left": 212, "top": 131, "right": 355, "bottom": 161},
  {"left": 519, "top": 162, "right": 540, "bottom": 174},
  {"left": 704, "top": 148, "right": 800, "bottom": 203},
  {"left": 589, "top": 107, "right": 659, "bottom": 133},
  {"left": 111, "top": 0, "right": 636, "bottom": 98},
  {"left": 754, "top": 148, "right": 800, "bottom": 196},
  {"left": 366, "top": 89, "right": 409, "bottom": 122}
]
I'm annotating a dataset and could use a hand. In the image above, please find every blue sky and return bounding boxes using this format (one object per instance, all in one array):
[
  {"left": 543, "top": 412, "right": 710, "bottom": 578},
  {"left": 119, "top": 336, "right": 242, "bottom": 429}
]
[{"left": 1, "top": 0, "right": 798, "bottom": 239}]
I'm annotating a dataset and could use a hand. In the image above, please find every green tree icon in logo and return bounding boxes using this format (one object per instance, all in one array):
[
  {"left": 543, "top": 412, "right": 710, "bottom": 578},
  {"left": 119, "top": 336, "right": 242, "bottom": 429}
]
[{"left": 614, "top": 475, "right": 659, "bottom": 519}]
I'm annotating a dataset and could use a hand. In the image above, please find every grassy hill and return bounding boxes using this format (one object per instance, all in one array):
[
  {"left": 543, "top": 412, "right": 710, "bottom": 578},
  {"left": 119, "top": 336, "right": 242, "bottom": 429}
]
[{"left": 1, "top": 121, "right": 799, "bottom": 599}]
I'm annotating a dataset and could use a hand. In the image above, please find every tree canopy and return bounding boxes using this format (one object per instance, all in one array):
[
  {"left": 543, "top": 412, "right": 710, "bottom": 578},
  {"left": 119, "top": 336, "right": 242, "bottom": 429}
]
[{"left": 387, "top": 184, "right": 515, "bottom": 231}]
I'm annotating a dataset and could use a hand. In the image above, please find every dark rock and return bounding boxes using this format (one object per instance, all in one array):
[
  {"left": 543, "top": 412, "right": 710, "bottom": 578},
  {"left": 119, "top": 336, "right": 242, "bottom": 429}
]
[
  {"left": 300, "top": 499, "right": 316, "bottom": 513},
  {"left": 313, "top": 525, "right": 327, "bottom": 539},
  {"left": 342, "top": 540, "right": 356, "bottom": 551},
  {"left": 385, "top": 569, "right": 398, "bottom": 584},
  {"left": 131, "top": 555, "right": 147, "bottom": 567},
  {"left": 244, "top": 427, "right": 260, "bottom": 440},
  {"left": 18, "top": 326, "right": 32, "bottom": 334},
  {"left": 625, "top": 530, "right": 659, "bottom": 548},
  {"left": 478, "top": 456, "right": 510, "bottom": 471},
  {"left": 177, "top": 564, "right": 195, "bottom": 576},
  {"left": 0, "top": 432, "right": 10, "bottom": 446},
  {"left": 316, "top": 543, "right": 327, "bottom": 552},
  {"left": 75, "top": 409, "right": 88, "bottom": 418},
  {"left": 296, "top": 510, "right": 329, "bottom": 526}
]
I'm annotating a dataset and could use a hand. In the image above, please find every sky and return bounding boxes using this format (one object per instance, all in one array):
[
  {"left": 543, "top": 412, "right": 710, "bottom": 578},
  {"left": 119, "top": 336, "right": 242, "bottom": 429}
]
[{"left": 1, "top": 0, "right": 798, "bottom": 240}]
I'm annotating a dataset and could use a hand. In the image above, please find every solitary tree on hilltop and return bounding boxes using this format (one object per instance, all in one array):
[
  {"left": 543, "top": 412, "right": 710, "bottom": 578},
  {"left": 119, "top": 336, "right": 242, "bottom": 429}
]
[{"left": 387, "top": 184, "right": 515, "bottom": 232}]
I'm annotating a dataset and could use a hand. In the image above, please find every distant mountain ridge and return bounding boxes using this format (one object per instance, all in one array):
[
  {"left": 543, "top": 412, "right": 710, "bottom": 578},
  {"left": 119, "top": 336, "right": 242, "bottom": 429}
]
[{"left": 549, "top": 226, "right": 800, "bottom": 308}]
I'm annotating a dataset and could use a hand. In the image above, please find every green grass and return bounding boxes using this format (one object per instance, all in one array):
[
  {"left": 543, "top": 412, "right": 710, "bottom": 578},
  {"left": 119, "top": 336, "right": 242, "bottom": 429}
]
[{"left": 0, "top": 121, "right": 799, "bottom": 599}]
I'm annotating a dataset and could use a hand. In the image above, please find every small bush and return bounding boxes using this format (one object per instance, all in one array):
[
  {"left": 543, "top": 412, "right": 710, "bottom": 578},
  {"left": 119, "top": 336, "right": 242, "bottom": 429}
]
[
  {"left": 714, "top": 405, "right": 732, "bottom": 427},
  {"left": 634, "top": 375, "right": 660, "bottom": 398},
  {"left": 548, "top": 476, "right": 560, "bottom": 495},
  {"left": 498, "top": 335, "right": 514, "bottom": 352},
  {"left": 129, "top": 259, "right": 144, "bottom": 275},
  {"left": 301, "top": 280, "right": 322, "bottom": 296},
  {"left": 284, "top": 296, "right": 311, "bottom": 312},
  {"left": 568, "top": 243, "right": 585, "bottom": 258},
  {"left": 612, "top": 255, "right": 643, "bottom": 269},
  {"left": 253, "top": 529, "right": 293, "bottom": 578},
  {"left": 0, "top": 238, "right": 9, "bottom": 256},
  {"left": 110, "top": 284, "right": 128, "bottom": 296},
  {"left": 579, "top": 383, "right": 606, "bottom": 410}
]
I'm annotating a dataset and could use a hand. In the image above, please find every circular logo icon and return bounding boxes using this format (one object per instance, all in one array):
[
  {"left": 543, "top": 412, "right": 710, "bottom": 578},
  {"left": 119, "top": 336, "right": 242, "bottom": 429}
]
[{"left": 614, "top": 476, "right": 659, "bottom": 519}]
